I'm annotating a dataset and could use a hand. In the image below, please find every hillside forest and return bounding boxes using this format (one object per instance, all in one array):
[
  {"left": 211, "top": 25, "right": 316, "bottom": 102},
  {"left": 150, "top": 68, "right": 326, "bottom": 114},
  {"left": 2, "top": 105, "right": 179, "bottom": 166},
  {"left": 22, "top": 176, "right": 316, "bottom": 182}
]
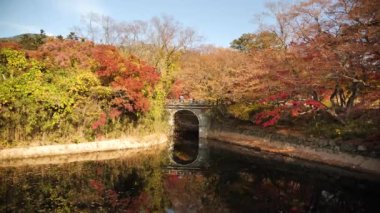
[{"left": 0, "top": 0, "right": 379, "bottom": 147}]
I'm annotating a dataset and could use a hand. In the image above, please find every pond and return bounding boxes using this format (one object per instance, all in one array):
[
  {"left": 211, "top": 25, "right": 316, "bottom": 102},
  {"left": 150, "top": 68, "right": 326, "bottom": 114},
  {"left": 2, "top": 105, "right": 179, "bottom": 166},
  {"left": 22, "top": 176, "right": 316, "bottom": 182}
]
[{"left": 1, "top": 139, "right": 379, "bottom": 213}]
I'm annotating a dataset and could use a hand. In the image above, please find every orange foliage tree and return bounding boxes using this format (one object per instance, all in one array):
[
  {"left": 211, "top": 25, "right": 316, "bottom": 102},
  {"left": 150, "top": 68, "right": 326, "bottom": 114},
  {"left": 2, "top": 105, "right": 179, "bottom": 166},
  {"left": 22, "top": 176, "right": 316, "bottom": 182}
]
[
  {"left": 230, "top": 0, "right": 380, "bottom": 126},
  {"left": 92, "top": 45, "right": 159, "bottom": 115},
  {"left": 35, "top": 39, "right": 159, "bottom": 116},
  {"left": 172, "top": 47, "right": 259, "bottom": 102}
]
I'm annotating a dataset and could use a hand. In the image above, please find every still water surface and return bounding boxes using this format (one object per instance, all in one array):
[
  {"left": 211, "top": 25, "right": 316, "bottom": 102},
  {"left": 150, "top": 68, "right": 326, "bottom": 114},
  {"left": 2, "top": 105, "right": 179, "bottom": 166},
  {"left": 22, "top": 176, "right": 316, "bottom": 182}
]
[{"left": 1, "top": 139, "right": 379, "bottom": 213}]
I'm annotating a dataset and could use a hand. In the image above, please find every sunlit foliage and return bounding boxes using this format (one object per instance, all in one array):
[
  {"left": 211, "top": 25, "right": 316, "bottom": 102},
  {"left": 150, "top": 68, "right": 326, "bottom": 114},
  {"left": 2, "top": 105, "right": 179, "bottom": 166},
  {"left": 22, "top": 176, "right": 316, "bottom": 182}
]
[{"left": 0, "top": 37, "right": 160, "bottom": 145}]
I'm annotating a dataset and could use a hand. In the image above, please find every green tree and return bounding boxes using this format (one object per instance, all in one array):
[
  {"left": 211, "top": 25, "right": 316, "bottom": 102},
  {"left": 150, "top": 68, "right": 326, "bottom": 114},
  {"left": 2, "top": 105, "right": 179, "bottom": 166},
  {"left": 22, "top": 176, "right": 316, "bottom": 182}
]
[
  {"left": 18, "top": 29, "right": 47, "bottom": 50},
  {"left": 66, "top": 32, "right": 78, "bottom": 40},
  {"left": 230, "top": 31, "right": 283, "bottom": 52}
]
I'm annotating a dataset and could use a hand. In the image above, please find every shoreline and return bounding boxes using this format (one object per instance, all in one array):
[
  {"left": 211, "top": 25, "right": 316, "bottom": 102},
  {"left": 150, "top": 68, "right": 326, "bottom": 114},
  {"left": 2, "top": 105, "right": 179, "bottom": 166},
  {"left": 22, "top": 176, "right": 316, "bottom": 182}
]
[
  {"left": 1, "top": 129, "right": 379, "bottom": 178},
  {"left": 0, "top": 144, "right": 166, "bottom": 167},
  {"left": 207, "top": 130, "right": 380, "bottom": 177},
  {"left": 0, "top": 133, "right": 167, "bottom": 162}
]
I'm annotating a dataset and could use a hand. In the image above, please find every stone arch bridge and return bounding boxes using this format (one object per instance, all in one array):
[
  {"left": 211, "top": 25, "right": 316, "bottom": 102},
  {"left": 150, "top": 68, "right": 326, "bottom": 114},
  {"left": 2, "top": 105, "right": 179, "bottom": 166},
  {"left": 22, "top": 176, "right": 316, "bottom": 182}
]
[
  {"left": 166, "top": 100, "right": 214, "bottom": 138},
  {"left": 165, "top": 100, "right": 214, "bottom": 167}
]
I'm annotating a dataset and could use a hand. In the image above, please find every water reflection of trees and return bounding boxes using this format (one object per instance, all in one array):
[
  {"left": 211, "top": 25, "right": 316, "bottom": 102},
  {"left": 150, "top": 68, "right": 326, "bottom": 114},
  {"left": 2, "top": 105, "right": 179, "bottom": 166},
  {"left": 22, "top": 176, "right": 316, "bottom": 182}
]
[
  {"left": 1, "top": 146, "right": 378, "bottom": 212},
  {"left": 0, "top": 150, "right": 169, "bottom": 212},
  {"left": 162, "top": 146, "right": 379, "bottom": 212}
]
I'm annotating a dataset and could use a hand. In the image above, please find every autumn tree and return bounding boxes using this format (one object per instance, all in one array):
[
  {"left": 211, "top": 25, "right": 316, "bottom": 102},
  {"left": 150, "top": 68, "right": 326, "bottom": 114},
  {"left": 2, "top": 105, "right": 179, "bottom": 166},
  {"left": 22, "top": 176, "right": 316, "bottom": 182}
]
[
  {"left": 0, "top": 37, "right": 161, "bottom": 144},
  {"left": 229, "top": 0, "right": 379, "bottom": 127},
  {"left": 120, "top": 15, "right": 200, "bottom": 121},
  {"left": 36, "top": 38, "right": 95, "bottom": 69},
  {"left": 173, "top": 47, "right": 261, "bottom": 102},
  {"left": 74, "top": 14, "right": 200, "bottom": 121},
  {"left": 279, "top": 0, "right": 380, "bottom": 123},
  {"left": 92, "top": 45, "right": 159, "bottom": 116}
]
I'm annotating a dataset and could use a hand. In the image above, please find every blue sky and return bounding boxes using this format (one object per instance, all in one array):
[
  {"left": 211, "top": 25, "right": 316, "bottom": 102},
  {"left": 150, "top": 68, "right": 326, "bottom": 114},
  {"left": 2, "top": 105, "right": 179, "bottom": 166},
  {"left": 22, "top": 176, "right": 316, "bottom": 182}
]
[{"left": 0, "top": 0, "right": 277, "bottom": 47}]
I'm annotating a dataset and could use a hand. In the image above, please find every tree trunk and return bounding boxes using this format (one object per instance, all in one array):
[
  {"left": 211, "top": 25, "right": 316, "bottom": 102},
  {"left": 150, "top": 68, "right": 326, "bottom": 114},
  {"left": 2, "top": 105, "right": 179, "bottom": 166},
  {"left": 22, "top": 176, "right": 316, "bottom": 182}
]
[
  {"left": 330, "top": 86, "right": 338, "bottom": 108},
  {"left": 312, "top": 90, "right": 319, "bottom": 101},
  {"left": 7, "top": 125, "right": 15, "bottom": 143},
  {"left": 345, "top": 81, "right": 359, "bottom": 118},
  {"left": 325, "top": 108, "right": 346, "bottom": 125}
]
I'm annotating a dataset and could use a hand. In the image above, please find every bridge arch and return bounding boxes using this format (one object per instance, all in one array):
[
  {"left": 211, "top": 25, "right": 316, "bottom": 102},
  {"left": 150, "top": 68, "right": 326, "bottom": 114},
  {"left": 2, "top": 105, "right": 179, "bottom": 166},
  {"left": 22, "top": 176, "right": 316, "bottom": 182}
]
[
  {"left": 167, "top": 108, "right": 209, "bottom": 138},
  {"left": 173, "top": 110, "right": 199, "bottom": 135}
]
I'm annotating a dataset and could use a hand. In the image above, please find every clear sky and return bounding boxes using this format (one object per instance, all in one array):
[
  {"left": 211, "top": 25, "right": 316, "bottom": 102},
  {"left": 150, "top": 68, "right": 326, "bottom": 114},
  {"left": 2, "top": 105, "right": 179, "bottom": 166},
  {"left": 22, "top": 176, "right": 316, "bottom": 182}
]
[{"left": 0, "top": 0, "right": 275, "bottom": 47}]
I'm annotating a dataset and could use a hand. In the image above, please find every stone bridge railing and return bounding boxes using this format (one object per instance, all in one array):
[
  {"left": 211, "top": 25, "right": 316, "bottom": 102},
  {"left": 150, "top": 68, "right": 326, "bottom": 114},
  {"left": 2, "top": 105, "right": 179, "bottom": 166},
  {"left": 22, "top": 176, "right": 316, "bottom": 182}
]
[{"left": 165, "top": 99, "right": 216, "bottom": 108}]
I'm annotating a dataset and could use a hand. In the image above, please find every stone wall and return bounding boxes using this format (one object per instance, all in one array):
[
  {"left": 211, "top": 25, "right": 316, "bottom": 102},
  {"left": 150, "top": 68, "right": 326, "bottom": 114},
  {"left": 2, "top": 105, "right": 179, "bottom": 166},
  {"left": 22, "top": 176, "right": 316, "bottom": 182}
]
[
  {"left": 0, "top": 134, "right": 167, "bottom": 161},
  {"left": 209, "top": 118, "right": 379, "bottom": 159},
  {"left": 207, "top": 130, "right": 380, "bottom": 177}
]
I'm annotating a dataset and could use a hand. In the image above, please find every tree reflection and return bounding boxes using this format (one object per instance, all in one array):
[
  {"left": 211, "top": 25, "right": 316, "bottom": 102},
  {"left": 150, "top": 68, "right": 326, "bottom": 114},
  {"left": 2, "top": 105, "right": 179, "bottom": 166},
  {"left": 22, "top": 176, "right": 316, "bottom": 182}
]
[
  {"left": 1, "top": 142, "right": 379, "bottom": 212},
  {"left": 0, "top": 150, "right": 169, "bottom": 212}
]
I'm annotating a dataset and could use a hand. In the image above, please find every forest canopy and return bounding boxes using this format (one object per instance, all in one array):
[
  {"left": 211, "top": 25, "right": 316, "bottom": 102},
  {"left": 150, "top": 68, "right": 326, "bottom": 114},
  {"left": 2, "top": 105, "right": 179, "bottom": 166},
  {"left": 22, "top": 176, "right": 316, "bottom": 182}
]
[{"left": 0, "top": 0, "right": 379, "bottom": 146}]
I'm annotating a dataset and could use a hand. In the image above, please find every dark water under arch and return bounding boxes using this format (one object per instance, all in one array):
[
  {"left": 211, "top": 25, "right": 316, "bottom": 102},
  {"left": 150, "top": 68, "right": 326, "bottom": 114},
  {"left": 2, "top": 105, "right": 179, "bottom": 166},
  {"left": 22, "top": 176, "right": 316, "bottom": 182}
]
[{"left": 172, "top": 110, "right": 199, "bottom": 165}]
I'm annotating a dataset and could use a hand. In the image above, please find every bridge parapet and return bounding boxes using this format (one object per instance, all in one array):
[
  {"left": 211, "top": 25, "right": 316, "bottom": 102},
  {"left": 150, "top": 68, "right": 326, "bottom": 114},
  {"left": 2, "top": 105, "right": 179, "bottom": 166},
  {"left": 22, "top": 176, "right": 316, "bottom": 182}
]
[{"left": 165, "top": 99, "right": 215, "bottom": 109}]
